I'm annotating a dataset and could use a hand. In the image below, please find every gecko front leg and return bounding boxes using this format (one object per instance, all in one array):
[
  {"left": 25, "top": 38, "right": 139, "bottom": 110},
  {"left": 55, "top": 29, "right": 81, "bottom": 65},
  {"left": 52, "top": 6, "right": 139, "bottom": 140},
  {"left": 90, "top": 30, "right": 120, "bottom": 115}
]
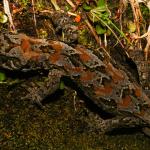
[{"left": 21, "top": 69, "right": 65, "bottom": 108}]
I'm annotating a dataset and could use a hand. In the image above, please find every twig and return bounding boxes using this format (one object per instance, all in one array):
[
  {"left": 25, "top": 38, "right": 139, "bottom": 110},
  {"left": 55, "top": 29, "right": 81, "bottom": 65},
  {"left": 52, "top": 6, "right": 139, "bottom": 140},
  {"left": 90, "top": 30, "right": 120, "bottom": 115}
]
[
  {"left": 85, "top": 18, "right": 111, "bottom": 58},
  {"left": 3, "top": 0, "right": 16, "bottom": 32},
  {"left": 51, "top": 0, "right": 60, "bottom": 11},
  {"left": 85, "top": 19, "right": 101, "bottom": 47},
  {"left": 31, "top": 0, "right": 37, "bottom": 34},
  {"left": 65, "top": 0, "right": 76, "bottom": 9},
  {"left": 129, "top": 0, "right": 143, "bottom": 48}
]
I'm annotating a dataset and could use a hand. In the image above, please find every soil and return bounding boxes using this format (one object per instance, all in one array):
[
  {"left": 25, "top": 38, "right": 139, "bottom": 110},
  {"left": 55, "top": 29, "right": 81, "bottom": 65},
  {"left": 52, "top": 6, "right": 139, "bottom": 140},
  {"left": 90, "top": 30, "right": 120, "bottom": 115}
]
[{"left": 0, "top": 82, "right": 150, "bottom": 150}]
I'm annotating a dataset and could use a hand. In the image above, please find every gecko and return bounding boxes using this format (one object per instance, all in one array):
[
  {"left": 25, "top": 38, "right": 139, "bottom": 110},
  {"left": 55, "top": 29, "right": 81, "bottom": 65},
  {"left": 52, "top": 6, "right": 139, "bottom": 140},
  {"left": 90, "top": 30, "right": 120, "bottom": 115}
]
[{"left": 0, "top": 31, "right": 150, "bottom": 134}]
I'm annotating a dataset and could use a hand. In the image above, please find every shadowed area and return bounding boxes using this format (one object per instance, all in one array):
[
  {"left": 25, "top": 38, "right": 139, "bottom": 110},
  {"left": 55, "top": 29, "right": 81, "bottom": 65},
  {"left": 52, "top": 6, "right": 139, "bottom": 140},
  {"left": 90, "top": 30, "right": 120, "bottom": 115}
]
[{"left": 1, "top": 82, "right": 150, "bottom": 150}]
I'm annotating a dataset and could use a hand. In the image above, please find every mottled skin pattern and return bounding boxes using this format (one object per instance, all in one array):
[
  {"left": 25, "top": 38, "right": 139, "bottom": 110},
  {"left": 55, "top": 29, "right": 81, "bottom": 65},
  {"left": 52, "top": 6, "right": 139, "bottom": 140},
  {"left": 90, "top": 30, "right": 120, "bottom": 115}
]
[
  {"left": 1, "top": 31, "right": 150, "bottom": 133},
  {"left": 41, "top": 11, "right": 78, "bottom": 44},
  {"left": 129, "top": 50, "right": 150, "bottom": 97},
  {"left": 50, "top": 11, "right": 78, "bottom": 43}
]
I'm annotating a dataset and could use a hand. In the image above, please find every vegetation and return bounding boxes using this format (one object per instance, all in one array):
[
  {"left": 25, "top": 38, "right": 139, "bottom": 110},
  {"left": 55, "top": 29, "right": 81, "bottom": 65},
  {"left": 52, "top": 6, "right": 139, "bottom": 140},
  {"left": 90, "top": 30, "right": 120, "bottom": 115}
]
[{"left": 0, "top": 0, "right": 150, "bottom": 149}]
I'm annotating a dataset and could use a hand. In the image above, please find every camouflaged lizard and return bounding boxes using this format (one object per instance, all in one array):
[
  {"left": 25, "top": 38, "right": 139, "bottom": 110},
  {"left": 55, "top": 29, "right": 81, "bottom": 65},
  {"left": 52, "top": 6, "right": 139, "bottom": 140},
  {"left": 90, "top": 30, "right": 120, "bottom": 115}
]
[
  {"left": 1, "top": 31, "right": 150, "bottom": 133},
  {"left": 128, "top": 50, "right": 150, "bottom": 98}
]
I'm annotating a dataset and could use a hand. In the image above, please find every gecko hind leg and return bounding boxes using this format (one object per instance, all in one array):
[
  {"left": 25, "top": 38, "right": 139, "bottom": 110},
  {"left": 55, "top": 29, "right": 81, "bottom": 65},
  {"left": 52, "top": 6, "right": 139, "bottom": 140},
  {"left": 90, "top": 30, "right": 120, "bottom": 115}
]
[{"left": 21, "top": 69, "right": 65, "bottom": 108}]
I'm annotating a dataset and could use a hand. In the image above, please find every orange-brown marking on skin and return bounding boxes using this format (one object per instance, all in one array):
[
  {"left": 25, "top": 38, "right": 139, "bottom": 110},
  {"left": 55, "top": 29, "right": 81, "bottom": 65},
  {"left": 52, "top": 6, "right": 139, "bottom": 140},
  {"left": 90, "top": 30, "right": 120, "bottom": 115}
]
[
  {"left": 21, "top": 38, "right": 31, "bottom": 53},
  {"left": 118, "top": 96, "right": 132, "bottom": 108},
  {"left": 50, "top": 42, "right": 64, "bottom": 52},
  {"left": 134, "top": 85, "right": 142, "bottom": 97},
  {"left": 28, "top": 51, "right": 41, "bottom": 61},
  {"left": 49, "top": 53, "right": 61, "bottom": 63},
  {"left": 75, "top": 46, "right": 91, "bottom": 62},
  {"left": 80, "top": 71, "right": 95, "bottom": 81},
  {"left": 64, "top": 64, "right": 84, "bottom": 74},
  {"left": 94, "top": 86, "right": 113, "bottom": 96},
  {"left": 29, "top": 37, "right": 47, "bottom": 44},
  {"left": 134, "top": 108, "right": 146, "bottom": 118},
  {"left": 72, "top": 67, "right": 83, "bottom": 73},
  {"left": 21, "top": 38, "right": 40, "bottom": 60},
  {"left": 106, "top": 63, "right": 124, "bottom": 83},
  {"left": 134, "top": 84, "right": 150, "bottom": 105},
  {"left": 49, "top": 42, "right": 64, "bottom": 63},
  {"left": 19, "top": 33, "right": 47, "bottom": 45}
]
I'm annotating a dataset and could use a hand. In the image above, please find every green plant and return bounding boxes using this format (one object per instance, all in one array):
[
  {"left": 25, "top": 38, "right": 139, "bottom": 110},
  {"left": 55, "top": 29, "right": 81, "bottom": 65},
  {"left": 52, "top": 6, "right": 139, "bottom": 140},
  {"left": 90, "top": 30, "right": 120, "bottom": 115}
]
[
  {"left": 0, "top": 72, "right": 6, "bottom": 82},
  {"left": 59, "top": 80, "right": 65, "bottom": 90},
  {"left": 51, "top": 0, "right": 60, "bottom": 10},
  {"left": 89, "top": 0, "right": 129, "bottom": 45},
  {"left": 19, "top": 0, "right": 30, "bottom": 7},
  {"left": 0, "top": 11, "right": 8, "bottom": 24}
]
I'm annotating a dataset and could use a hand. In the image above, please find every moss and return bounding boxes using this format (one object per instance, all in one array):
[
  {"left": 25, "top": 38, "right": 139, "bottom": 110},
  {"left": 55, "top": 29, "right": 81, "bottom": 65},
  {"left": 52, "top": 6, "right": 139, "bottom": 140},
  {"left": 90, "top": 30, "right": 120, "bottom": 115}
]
[
  {"left": 0, "top": 84, "right": 150, "bottom": 149},
  {"left": 140, "top": 4, "right": 150, "bottom": 24},
  {"left": 78, "top": 29, "right": 96, "bottom": 47},
  {"left": 17, "top": 0, "right": 30, "bottom": 7}
]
